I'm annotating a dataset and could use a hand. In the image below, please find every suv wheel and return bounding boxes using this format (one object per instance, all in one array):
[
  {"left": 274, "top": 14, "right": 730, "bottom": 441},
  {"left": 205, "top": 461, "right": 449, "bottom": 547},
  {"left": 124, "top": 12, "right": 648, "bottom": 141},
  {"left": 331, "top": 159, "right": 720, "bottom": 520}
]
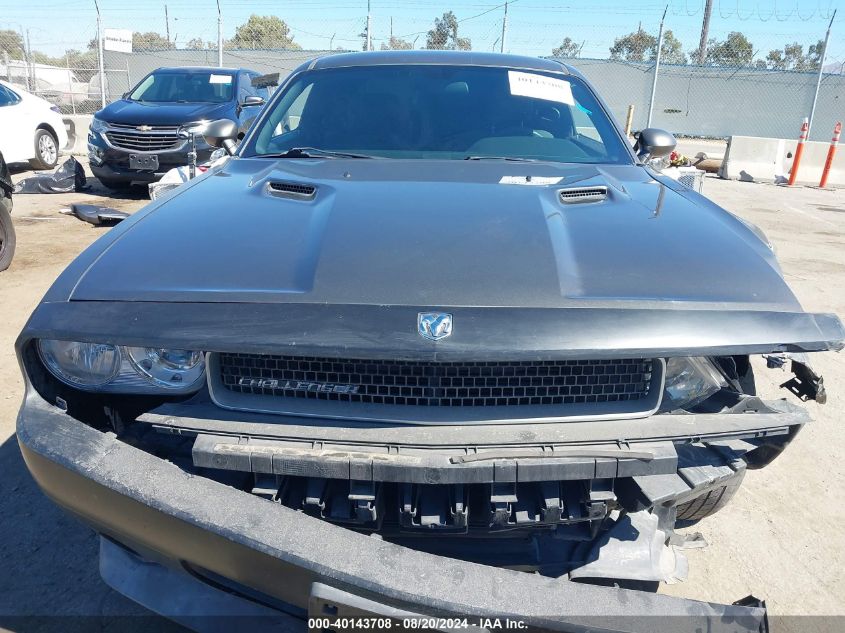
[
  {"left": 30, "top": 129, "right": 59, "bottom": 170},
  {"left": 0, "top": 202, "right": 16, "bottom": 272}
]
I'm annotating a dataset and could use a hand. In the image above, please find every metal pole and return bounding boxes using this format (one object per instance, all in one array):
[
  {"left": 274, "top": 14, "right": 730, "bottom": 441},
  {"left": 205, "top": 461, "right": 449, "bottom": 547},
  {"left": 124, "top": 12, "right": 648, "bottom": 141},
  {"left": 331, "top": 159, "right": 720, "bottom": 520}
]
[
  {"left": 625, "top": 104, "right": 635, "bottom": 136},
  {"left": 94, "top": 1, "right": 106, "bottom": 107},
  {"left": 23, "top": 28, "right": 33, "bottom": 92},
  {"left": 807, "top": 9, "right": 836, "bottom": 140},
  {"left": 217, "top": 0, "right": 223, "bottom": 67},
  {"left": 697, "top": 0, "right": 713, "bottom": 64},
  {"left": 646, "top": 6, "right": 667, "bottom": 129},
  {"left": 366, "top": 0, "right": 372, "bottom": 51},
  {"left": 165, "top": 4, "right": 171, "bottom": 45},
  {"left": 67, "top": 52, "right": 76, "bottom": 115},
  {"left": 501, "top": 1, "right": 508, "bottom": 53}
]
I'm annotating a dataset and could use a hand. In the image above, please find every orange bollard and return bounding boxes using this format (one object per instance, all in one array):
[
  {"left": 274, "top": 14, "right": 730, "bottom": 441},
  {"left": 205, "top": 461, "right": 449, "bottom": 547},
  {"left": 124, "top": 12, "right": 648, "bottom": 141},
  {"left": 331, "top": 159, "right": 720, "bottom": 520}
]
[
  {"left": 819, "top": 121, "right": 842, "bottom": 189},
  {"left": 788, "top": 117, "right": 809, "bottom": 186}
]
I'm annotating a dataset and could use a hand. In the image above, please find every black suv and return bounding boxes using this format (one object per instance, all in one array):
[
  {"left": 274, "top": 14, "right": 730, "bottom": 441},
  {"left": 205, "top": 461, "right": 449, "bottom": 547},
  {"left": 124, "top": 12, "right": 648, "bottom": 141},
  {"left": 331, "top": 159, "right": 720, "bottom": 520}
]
[{"left": 87, "top": 66, "right": 268, "bottom": 189}]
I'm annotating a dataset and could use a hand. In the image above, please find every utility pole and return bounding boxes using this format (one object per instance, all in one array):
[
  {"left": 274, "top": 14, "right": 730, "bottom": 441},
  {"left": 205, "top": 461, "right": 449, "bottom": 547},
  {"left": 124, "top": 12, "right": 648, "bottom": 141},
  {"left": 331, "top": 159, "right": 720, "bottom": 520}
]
[
  {"left": 94, "top": 0, "right": 106, "bottom": 107},
  {"left": 500, "top": 1, "right": 508, "bottom": 53},
  {"left": 216, "top": 0, "right": 223, "bottom": 67},
  {"left": 165, "top": 4, "right": 171, "bottom": 45},
  {"left": 647, "top": 5, "right": 668, "bottom": 128},
  {"left": 808, "top": 9, "right": 836, "bottom": 139},
  {"left": 22, "top": 28, "right": 32, "bottom": 91},
  {"left": 330, "top": 33, "right": 335, "bottom": 50},
  {"left": 697, "top": 0, "right": 713, "bottom": 64},
  {"left": 366, "top": 0, "right": 372, "bottom": 51}
]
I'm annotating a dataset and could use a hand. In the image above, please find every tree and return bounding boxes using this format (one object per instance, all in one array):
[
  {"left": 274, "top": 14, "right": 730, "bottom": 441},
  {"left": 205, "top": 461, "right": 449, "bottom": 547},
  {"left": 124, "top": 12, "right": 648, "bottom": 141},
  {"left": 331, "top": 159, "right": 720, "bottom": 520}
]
[
  {"left": 552, "top": 37, "right": 580, "bottom": 58},
  {"left": 185, "top": 38, "right": 212, "bottom": 50},
  {"left": 765, "top": 40, "right": 823, "bottom": 71},
  {"left": 0, "top": 30, "right": 25, "bottom": 59},
  {"left": 381, "top": 36, "right": 412, "bottom": 51},
  {"left": 425, "top": 11, "right": 471, "bottom": 51},
  {"left": 133, "top": 31, "right": 171, "bottom": 51},
  {"left": 230, "top": 14, "right": 301, "bottom": 50},
  {"left": 660, "top": 30, "right": 687, "bottom": 64},
  {"left": 704, "top": 31, "right": 754, "bottom": 67},
  {"left": 609, "top": 28, "right": 685, "bottom": 64},
  {"left": 610, "top": 28, "right": 655, "bottom": 62}
]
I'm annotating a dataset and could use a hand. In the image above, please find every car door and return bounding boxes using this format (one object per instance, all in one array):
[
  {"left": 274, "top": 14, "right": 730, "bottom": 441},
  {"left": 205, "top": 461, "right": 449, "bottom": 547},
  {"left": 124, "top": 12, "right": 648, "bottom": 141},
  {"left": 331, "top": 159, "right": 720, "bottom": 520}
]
[{"left": 0, "top": 84, "right": 30, "bottom": 162}]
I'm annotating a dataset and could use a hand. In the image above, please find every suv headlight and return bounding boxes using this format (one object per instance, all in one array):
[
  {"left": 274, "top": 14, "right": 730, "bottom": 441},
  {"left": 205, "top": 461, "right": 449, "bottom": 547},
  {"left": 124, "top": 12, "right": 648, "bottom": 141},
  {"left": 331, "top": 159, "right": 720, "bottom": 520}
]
[
  {"left": 89, "top": 117, "right": 109, "bottom": 134},
  {"left": 661, "top": 357, "right": 726, "bottom": 411},
  {"left": 37, "top": 339, "right": 205, "bottom": 394},
  {"left": 179, "top": 121, "right": 210, "bottom": 135}
]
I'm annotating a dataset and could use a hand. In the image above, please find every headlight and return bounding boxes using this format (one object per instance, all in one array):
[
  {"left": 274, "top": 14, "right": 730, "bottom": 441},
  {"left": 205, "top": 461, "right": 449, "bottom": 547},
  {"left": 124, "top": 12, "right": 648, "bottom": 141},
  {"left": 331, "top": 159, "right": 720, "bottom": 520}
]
[
  {"left": 179, "top": 121, "right": 210, "bottom": 135},
  {"left": 661, "top": 357, "right": 726, "bottom": 411},
  {"left": 38, "top": 340, "right": 120, "bottom": 387},
  {"left": 89, "top": 117, "right": 109, "bottom": 133},
  {"left": 37, "top": 339, "right": 205, "bottom": 394},
  {"left": 126, "top": 347, "right": 205, "bottom": 389}
]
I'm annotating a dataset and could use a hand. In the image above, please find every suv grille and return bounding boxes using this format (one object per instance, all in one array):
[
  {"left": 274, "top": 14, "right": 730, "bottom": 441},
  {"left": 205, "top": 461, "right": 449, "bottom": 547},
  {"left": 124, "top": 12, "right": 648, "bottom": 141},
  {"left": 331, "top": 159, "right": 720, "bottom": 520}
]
[
  {"left": 217, "top": 353, "right": 654, "bottom": 407},
  {"left": 105, "top": 124, "right": 182, "bottom": 152}
]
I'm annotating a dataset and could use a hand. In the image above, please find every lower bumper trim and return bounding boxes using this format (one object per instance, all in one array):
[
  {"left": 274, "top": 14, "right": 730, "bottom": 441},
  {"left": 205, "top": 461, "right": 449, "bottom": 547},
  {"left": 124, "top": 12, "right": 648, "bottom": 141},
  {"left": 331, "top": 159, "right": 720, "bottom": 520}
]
[{"left": 18, "top": 394, "right": 768, "bottom": 632}]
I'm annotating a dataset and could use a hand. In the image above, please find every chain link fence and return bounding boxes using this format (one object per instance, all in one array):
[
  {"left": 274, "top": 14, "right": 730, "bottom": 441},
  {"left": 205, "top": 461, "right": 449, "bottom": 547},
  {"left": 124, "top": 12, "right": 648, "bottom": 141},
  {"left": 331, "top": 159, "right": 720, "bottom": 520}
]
[{"left": 2, "top": 5, "right": 844, "bottom": 139}]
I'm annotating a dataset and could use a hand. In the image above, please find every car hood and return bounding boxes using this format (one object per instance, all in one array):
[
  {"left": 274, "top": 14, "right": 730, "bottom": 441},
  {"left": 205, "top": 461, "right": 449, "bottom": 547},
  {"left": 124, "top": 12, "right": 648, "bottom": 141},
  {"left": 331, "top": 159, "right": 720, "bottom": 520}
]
[
  {"left": 97, "top": 99, "right": 232, "bottom": 126},
  {"left": 68, "top": 159, "right": 799, "bottom": 311}
]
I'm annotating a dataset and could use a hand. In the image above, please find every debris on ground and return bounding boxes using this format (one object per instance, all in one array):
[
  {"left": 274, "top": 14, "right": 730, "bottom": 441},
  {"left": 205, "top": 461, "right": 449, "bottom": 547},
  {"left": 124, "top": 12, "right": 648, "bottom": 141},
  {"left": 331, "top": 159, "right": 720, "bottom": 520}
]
[
  {"left": 59, "top": 204, "right": 129, "bottom": 226},
  {"left": 13, "top": 157, "right": 88, "bottom": 194}
]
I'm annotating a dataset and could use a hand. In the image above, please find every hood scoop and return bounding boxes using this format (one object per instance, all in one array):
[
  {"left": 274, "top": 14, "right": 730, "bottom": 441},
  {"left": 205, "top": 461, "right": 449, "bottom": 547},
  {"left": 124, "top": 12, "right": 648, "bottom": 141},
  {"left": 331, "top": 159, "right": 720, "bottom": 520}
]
[
  {"left": 267, "top": 180, "right": 317, "bottom": 200},
  {"left": 558, "top": 185, "right": 608, "bottom": 205}
]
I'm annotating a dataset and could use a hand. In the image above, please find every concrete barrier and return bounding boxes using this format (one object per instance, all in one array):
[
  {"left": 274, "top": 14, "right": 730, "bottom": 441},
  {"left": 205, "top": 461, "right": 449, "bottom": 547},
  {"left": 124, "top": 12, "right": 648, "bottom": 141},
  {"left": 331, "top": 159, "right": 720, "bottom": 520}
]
[
  {"left": 62, "top": 115, "right": 92, "bottom": 156},
  {"left": 720, "top": 134, "right": 845, "bottom": 186}
]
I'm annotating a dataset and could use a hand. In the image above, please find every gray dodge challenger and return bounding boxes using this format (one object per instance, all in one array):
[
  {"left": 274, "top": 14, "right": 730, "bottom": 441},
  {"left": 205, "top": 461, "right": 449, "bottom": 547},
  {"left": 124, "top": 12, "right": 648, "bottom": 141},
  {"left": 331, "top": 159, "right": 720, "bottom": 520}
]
[{"left": 15, "top": 51, "right": 844, "bottom": 631}]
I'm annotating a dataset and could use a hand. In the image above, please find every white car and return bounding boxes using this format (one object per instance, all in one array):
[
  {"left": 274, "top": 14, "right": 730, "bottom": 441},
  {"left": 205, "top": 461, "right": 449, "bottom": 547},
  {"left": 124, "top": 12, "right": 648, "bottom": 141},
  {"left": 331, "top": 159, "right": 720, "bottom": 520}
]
[{"left": 0, "top": 80, "right": 68, "bottom": 169}]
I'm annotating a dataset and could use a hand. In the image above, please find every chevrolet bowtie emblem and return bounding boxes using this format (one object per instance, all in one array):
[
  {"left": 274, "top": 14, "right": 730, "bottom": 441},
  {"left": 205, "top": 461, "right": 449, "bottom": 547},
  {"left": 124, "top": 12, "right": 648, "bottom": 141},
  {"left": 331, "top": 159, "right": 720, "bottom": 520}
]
[{"left": 136, "top": 125, "right": 153, "bottom": 132}]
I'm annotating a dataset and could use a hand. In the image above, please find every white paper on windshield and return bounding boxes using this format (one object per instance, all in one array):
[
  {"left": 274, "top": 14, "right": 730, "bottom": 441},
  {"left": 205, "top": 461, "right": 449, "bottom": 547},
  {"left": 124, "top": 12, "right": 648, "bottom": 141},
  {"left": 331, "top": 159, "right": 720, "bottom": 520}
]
[
  {"left": 499, "top": 176, "right": 564, "bottom": 186},
  {"left": 508, "top": 71, "right": 574, "bottom": 105},
  {"left": 209, "top": 74, "right": 232, "bottom": 84}
]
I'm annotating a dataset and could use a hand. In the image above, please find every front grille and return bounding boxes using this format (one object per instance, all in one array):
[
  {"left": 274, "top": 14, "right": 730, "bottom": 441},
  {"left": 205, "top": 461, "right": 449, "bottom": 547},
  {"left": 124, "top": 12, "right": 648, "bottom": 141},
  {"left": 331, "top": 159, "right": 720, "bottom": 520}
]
[
  {"left": 218, "top": 353, "right": 653, "bottom": 407},
  {"left": 105, "top": 126, "right": 182, "bottom": 152}
]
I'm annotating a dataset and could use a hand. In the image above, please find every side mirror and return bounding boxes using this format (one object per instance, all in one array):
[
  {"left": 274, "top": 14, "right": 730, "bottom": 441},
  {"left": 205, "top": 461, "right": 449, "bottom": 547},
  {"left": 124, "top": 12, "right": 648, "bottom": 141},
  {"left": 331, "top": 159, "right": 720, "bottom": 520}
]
[
  {"left": 203, "top": 119, "right": 239, "bottom": 155},
  {"left": 634, "top": 128, "right": 676, "bottom": 161},
  {"left": 241, "top": 95, "right": 265, "bottom": 108}
]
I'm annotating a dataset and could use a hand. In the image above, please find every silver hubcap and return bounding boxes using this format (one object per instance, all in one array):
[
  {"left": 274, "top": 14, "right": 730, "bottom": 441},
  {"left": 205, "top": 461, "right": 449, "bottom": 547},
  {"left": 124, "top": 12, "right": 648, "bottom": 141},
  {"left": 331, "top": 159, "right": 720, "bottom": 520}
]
[{"left": 38, "top": 134, "right": 57, "bottom": 165}]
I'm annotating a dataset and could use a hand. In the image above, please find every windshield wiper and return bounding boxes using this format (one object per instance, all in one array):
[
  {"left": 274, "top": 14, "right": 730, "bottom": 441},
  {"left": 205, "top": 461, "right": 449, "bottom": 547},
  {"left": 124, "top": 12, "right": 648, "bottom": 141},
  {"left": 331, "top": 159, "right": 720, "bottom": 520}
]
[
  {"left": 260, "top": 147, "right": 376, "bottom": 159},
  {"left": 464, "top": 155, "right": 539, "bottom": 162}
]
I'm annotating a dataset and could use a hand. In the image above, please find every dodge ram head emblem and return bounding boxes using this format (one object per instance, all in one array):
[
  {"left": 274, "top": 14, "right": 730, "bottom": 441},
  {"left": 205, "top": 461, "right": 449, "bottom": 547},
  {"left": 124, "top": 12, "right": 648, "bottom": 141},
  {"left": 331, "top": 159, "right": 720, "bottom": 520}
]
[{"left": 418, "top": 312, "right": 453, "bottom": 341}]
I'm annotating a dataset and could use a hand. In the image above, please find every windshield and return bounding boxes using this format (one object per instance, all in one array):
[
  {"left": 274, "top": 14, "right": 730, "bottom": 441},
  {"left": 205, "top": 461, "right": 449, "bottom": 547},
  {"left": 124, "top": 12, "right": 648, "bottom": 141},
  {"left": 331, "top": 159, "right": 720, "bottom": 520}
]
[
  {"left": 243, "top": 65, "right": 630, "bottom": 164},
  {"left": 129, "top": 71, "right": 234, "bottom": 103}
]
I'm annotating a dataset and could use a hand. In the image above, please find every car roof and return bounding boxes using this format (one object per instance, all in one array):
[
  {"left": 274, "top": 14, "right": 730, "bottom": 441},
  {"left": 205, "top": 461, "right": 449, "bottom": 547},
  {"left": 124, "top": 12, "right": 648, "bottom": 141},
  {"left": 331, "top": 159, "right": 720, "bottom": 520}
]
[
  {"left": 308, "top": 50, "right": 571, "bottom": 74},
  {"left": 151, "top": 67, "right": 247, "bottom": 74}
]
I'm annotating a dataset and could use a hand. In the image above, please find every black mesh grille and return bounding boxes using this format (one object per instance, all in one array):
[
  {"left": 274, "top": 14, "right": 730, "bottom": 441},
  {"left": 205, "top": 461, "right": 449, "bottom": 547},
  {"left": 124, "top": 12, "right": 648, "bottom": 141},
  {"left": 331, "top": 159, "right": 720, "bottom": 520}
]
[
  {"left": 268, "top": 181, "right": 316, "bottom": 197},
  {"left": 105, "top": 131, "right": 181, "bottom": 151},
  {"left": 218, "top": 353, "right": 653, "bottom": 407}
]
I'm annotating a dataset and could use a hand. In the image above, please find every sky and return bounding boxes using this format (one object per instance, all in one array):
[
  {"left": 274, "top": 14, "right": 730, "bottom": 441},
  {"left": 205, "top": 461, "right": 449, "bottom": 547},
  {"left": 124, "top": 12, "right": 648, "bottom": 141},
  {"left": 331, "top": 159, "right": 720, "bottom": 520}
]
[{"left": 2, "top": 0, "right": 843, "bottom": 67}]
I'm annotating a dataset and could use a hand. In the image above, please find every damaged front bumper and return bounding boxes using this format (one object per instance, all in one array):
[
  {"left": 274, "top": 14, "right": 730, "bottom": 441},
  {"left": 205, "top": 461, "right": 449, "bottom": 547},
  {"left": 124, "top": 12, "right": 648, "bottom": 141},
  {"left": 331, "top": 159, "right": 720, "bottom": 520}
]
[{"left": 18, "top": 391, "right": 776, "bottom": 632}]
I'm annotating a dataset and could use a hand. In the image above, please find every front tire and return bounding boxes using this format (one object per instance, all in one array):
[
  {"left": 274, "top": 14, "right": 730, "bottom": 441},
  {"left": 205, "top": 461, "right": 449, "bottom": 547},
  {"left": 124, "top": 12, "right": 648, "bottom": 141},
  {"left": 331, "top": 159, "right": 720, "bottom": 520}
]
[
  {"left": 0, "top": 202, "right": 16, "bottom": 272},
  {"left": 30, "top": 129, "right": 59, "bottom": 170},
  {"left": 675, "top": 468, "right": 745, "bottom": 522}
]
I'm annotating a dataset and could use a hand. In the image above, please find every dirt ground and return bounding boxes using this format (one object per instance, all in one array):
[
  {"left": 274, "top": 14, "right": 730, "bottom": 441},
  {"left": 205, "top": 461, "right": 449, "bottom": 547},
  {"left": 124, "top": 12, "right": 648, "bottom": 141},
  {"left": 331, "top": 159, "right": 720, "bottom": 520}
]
[{"left": 0, "top": 157, "right": 843, "bottom": 629}]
